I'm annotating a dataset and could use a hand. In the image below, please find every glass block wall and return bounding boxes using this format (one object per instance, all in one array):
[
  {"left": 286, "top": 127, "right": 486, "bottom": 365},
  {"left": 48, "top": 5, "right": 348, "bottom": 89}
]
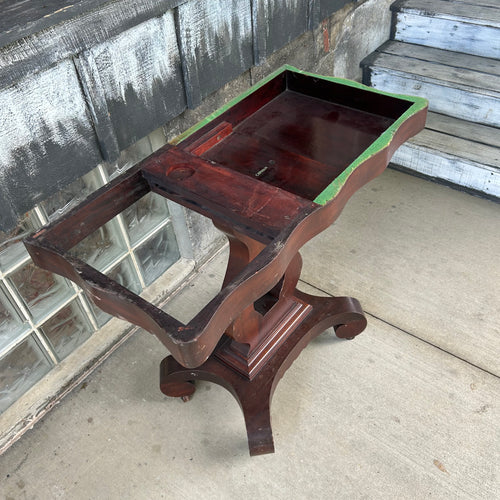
[{"left": 0, "top": 138, "right": 183, "bottom": 414}]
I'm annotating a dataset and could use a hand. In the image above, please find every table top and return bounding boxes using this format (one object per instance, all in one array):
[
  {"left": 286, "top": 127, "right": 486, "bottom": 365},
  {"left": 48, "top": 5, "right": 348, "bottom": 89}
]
[{"left": 172, "top": 65, "right": 428, "bottom": 206}]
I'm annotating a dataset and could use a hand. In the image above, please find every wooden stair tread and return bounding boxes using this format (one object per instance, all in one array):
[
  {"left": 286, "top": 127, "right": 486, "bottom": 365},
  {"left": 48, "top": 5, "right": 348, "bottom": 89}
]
[
  {"left": 391, "top": 0, "right": 500, "bottom": 26},
  {"left": 425, "top": 112, "right": 500, "bottom": 149},
  {"left": 376, "top": 41, "right": 500, "bottom": 78},
  {"left": 362, "top": 41, "right": 500, "bottom": 95},
  {"left": 408, "top": 115, "right": 500, "bottom": 169}
]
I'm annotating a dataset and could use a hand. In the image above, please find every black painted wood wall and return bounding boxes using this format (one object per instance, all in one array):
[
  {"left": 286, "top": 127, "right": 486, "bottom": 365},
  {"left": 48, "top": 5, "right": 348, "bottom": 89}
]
[{"left": 0, "top": 0, "right": 353, "bottom": 231}]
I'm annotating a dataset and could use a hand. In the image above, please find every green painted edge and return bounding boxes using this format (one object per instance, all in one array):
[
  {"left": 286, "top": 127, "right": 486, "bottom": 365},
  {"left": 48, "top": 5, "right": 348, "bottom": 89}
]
[
  {"left": 170, "top": 65, "right": 290, "bottom": 146},
  {"left": 171, "top": 64, "right": 428, "bottom": 204}
]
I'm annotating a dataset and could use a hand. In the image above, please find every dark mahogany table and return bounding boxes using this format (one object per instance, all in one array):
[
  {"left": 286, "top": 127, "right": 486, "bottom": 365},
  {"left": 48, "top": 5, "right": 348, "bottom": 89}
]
[{"left": 26, "top": 66, "right": 427, "bottom": 456}]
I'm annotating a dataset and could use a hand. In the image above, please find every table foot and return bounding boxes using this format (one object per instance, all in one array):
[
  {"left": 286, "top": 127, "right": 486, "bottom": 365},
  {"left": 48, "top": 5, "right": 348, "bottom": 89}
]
[
  {"left": 160, "top": 353, "right": 275, "bottom": 455},
  {"left": 159, "top": 357, "right": 196, "bottom": 399},
  {"left": 240, "top": 392, "right": 275, "bottom": 456},
  {"left": 309, "top": 294, "right": 367, "bottom": 340}
]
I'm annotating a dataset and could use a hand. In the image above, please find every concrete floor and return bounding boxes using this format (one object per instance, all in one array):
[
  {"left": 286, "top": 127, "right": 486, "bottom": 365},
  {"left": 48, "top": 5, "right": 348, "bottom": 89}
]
[{"left": 1, "top": 169, "right": 499, "bottom": 499}]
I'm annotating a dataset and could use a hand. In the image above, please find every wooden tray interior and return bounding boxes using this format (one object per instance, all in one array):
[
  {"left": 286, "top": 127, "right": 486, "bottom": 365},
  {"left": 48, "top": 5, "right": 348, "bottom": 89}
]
[{"left": 181, "top": 70, "right": 413, "bottom": 202}]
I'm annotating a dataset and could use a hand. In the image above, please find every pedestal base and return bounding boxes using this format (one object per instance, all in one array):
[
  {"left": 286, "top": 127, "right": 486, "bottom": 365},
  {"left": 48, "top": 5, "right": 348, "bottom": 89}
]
[{"left": 160, "top": 290, "right": 366, "bottom": 456}]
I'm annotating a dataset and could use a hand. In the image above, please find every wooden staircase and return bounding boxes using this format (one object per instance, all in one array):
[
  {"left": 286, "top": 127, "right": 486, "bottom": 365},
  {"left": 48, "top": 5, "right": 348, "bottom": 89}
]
[{"left": 361, "top": 0, "right": 500, "bottom": 198}]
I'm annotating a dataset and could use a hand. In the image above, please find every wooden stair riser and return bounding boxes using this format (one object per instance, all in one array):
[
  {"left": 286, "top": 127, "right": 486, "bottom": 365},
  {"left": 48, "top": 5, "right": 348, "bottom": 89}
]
[
  {"left": 392, "top": 144, "right": 500, "bottom": 198},
  {"left": 391, "top": 0, "right": 500, "bottom": 59},
  {"left": 366, "top": 67, "right": 500, "bottom": 127}
]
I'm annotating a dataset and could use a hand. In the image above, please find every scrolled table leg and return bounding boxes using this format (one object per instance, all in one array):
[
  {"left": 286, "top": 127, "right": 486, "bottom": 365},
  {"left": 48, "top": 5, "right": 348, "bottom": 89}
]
[
  {"left": 160, "top": 356, "right": 196, "bottom": 401},
  {"left": 330, "top": 297, "right": 367, "bottom": 340},
  {"left": 334, "top": 315, "right": 367, "bottom": 340}
]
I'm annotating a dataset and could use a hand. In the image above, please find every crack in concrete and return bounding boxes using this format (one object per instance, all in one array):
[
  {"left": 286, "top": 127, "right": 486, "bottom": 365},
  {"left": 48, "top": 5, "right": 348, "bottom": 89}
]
[{"left": 298, "top": 278, "right": 500, "bottom": 380}]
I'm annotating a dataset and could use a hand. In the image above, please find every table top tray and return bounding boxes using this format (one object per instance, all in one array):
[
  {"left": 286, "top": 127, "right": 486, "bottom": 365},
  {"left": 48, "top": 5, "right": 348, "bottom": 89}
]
[{"left": 172, "top": 65, "right": 427, "bottom": 206}]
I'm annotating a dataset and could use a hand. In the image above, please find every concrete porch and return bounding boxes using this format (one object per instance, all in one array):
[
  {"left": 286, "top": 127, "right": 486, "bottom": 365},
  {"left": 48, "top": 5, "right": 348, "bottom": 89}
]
[{"left": 1, "top": 168, "right": 498, "bottom": 499}]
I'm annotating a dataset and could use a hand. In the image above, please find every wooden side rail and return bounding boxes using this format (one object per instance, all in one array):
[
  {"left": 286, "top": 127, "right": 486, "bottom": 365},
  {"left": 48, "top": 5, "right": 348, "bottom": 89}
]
[{"left": 142, "top": 145, "right": 314, "bottom": 243}]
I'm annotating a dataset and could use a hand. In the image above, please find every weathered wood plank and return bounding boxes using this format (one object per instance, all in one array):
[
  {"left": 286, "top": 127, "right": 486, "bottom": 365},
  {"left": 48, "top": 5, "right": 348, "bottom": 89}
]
[
  {"left": 409, "top": 126, "right": 500, "bottom": 169},
  {"left": 0, "top": 0, "right": 183, "bottom": 89},
  {"left": 252, "top": 0, "right": 310, "bottom": 64},
  {"left": 73, "top": 54, "right": 120, "bottom": 162},
  {"left": 455, "top": 0, "right": 500, "bottom": 8},
  {"left": 392, "top": 141, "right": 500, "bottom": 197},
  {"left": 392, "top": 11, "right": 500, "bottom": 60},
  {"left": 80, "top": 12, "right": 186, "bottom": 153},
  {"left": 175, "top": 0, "right": 254, "bottom": 108},
  {"left": 462, "top": 0, "right": 500, "bottom": 8},
  {"left": 366, "top": 67, "right": 500, "bottom": 126},
  {"left": 0, "top": 60, "right": 102, "bottom": 231},
  {"left": 362, "top": 42, "right": 500, "bottom": 126},
  {"left": 377, "top": 40, "right": 500, "bottom": 78},
  {"left": 392, "top": 111, "right": 500, "bottom": 199},
  {"left": 425, "top": 112, "right": 500, "bottom": 148},
  {"left": 391, "top": 0, "right": 500, "bottom": 25},
  {"left": 0, "top": 0, "right": 114, "bottom": 47}
]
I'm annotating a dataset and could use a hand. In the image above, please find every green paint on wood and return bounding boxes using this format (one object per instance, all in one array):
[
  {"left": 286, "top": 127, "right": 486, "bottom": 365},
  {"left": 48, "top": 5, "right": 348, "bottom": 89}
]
[
  {"left": 170, "top": 65, "right": 288, "bottom": 145},
  {"left": 172, "top": 65, "right": 428, "bottom": 205}
]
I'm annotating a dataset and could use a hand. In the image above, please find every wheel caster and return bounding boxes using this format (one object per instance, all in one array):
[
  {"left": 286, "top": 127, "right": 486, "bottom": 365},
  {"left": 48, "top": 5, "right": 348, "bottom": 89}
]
[{"left": 160, "top": 378, "right": 196, "bottom": 399}]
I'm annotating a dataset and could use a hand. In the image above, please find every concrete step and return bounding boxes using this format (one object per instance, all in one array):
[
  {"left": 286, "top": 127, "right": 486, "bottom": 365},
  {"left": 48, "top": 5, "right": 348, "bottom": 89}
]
[
  {"left": 391, "top": 0, "right": 500, "bottom": 59},
  {"left": 361, "top": 41, "right": 500, "bottom": 127},
  {"left": 392, "top": 112, "right": 500, "bottom": 197}
]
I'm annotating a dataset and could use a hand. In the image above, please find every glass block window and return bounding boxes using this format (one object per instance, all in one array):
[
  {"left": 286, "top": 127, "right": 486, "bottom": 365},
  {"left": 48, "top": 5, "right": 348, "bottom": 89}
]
[
  {"left": 40, "top": 300, "right": 94, "bottom": 361},
  {"left": 0, "top": 286, "right": 29, "bottom": 352},
  {"left": 0, "top": 134, "right": 185, "bottom": 414},
  {"left": 9, "top": 262, "right": 74, "bottom": 323},
  {"left": 70, "top": 218, "right": 127, "bottom": 270},
  {"left": 0, "top": 336, "right": 52, "bottom": 414},
  {"left": 135, "top": 223, "right": 180, "bottom": 286}
]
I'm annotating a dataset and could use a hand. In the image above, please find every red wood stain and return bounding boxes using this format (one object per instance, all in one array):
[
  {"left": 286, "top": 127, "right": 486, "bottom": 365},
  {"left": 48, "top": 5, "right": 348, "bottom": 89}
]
[{"left": 322, "top": 20, "right": 329, "bottom": 53}]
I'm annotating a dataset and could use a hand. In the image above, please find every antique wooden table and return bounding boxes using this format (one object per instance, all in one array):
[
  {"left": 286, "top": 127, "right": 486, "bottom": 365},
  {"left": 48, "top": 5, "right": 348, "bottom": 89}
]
[{"left": 26, "top": 66, "right": 427, "bottom": 456}]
